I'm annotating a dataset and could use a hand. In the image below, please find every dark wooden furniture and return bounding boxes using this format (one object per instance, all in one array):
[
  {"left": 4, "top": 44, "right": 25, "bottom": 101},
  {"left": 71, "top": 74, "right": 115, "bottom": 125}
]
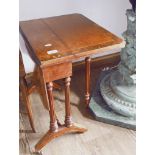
[
  {"left": 19, "top": 51, "right": 61, "bottom": 132},
  {"left": 19, "top": 51, "right": 36, "bottom": 132},
  {"left": 19, "top": 13, "right": 124, "bottom": 151}
]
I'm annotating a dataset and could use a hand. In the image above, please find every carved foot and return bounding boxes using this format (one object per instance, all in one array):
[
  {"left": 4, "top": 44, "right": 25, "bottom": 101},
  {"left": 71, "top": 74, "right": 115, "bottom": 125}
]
[{"left": 35, "top": 123, "right": 87, "bottom": 151}]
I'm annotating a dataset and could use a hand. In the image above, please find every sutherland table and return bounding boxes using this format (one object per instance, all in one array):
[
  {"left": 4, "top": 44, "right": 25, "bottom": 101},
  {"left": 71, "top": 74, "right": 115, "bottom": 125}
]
[{"left": 20, "top": 14, "right": 124, "bottom": 151}]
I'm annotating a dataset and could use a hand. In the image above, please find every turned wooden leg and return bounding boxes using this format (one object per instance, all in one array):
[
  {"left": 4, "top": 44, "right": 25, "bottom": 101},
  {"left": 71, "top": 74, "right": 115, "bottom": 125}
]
[
  {"left": 85, "top": 57, "right": 91, "bottom": 107},
  {"left": 35, "top": 77, "right": 87, "bottom": 152},
  {"left": 20, "top": 78, "right": 36, "bottom": 133},
  {"left": 46, "top": 82, "right": 58, "bottom": 132},
  {"left": 64, "top": 77, "right": 72, "bottom": 127}
]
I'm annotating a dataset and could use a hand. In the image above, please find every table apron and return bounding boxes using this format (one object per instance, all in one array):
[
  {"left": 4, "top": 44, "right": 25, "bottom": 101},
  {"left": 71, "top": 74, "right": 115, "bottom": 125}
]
[{"left": 42, "top": 62, "right": 72, "bottom": 82}]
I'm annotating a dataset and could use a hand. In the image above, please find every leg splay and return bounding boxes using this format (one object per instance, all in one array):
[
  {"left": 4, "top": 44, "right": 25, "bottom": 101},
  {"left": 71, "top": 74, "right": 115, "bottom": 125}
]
[
  {"left": 35, "top": 78, "right": 87, "bottom": 152},
  {"left": 35, "top": 123, "right": 87, "bottom": 151}
]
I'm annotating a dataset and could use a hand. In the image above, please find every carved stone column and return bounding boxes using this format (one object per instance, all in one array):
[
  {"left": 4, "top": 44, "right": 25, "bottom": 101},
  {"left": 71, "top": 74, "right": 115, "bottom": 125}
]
[
  {"left": 89, "top": 8, "right": 136, "bottom": 130},
  {"left": 100, "top": 9, "right": 136, "bottom": 117}
]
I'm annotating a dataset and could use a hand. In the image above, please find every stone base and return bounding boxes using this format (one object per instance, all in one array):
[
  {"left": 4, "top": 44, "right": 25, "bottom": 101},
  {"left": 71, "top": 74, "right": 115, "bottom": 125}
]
[{"left": 89, "top": 68, "right": 136, "bottom": 130}]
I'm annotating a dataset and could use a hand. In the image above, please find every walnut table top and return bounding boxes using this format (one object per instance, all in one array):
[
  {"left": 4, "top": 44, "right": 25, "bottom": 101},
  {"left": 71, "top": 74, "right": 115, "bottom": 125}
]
[{"left": 19, "top": 13, "right": 124, "bottom": 67}]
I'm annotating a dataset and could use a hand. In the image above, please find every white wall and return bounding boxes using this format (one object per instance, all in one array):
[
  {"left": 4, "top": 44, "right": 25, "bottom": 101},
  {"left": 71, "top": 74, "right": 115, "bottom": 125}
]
[
  {"left": 19, "top": 0, "right": 131, "bottom": 72},
  {"left": 20, "top": 0, "right": 131, "bottom": 37}
]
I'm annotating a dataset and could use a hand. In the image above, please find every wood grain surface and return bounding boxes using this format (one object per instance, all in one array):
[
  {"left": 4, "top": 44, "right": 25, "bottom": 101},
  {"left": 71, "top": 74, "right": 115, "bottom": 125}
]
[{"left": 20, "top": 14, "right": 124, "bottom": 66}]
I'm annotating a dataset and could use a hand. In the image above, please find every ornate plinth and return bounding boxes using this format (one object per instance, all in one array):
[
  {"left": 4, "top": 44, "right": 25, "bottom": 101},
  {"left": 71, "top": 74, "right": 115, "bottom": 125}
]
[
  {"left": 100, "top": 70, "right": 136, "bottom": 118},
  {"left": 89, "top": 68, "right": 136, "bottom": 130},
  {"left": 89, "top": 8, "right": 136, "bottom": 130}
]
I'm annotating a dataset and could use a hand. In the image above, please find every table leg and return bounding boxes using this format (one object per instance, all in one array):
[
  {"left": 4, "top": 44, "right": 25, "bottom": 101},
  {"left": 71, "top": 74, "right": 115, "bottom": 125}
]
[
  {"left": 46, "top": 82, "right": 58, "bottom": 132},
  {"left": 64, "top": 77, "right": 72, "bottom": 127},
  {"left": 20, "top": 78, "right": 36, "bottom": 133},
  {"left": 85, "top": 57, "right": 91, "bottom": 107},
  {"left": 35, "top": 80, "right": 87, "bottom": 152},
  {"left": 35, "top": 82, "right": 58, "bottom": 151}
]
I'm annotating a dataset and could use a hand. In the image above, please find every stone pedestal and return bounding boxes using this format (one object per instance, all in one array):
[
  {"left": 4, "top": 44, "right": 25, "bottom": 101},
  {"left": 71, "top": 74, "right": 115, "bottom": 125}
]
[
  {"left": 89, "top": 68, "right": 135, "bottom": 130},
  {"left": 89, "top": 9, "right": 136, "bottom": 130}
]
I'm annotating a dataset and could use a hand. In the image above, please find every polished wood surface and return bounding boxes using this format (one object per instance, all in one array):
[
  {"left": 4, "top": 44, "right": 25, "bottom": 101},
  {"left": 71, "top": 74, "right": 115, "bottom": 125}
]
[
  {"left": 35, "top": 76, "right": 87, "bottom": 151},
  {"left": 64, "top": 77, "right": 72, "bottom": 127},
  {"left": 35, "top": 124, "right": 87, "bottom": 152},
  {"left": 46, "top": 82, "right": 58, "bottom": 132},
  {"left": 20, "top": 52, "right": 63, "bottom": 132},
  {"left": 20, "top": 78, "right": 36, "bottom": 133},
  {"left": 85, "top": 57, "right": 91, "bottom": 107},
  {"left": 35, "top": 67, "right": 49, "bottom": 110},
  {"left": 42, "top": 62, "right": 72, "bottom": 82},
  {"left": 20, "top": 14, "right": 123, "bottom": 66},
  {"left": 19, "top": 14, "right": 124, "bottom": 151},
  {"left": 19, "top": 52, "right": 36, "bottom": 132}
]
